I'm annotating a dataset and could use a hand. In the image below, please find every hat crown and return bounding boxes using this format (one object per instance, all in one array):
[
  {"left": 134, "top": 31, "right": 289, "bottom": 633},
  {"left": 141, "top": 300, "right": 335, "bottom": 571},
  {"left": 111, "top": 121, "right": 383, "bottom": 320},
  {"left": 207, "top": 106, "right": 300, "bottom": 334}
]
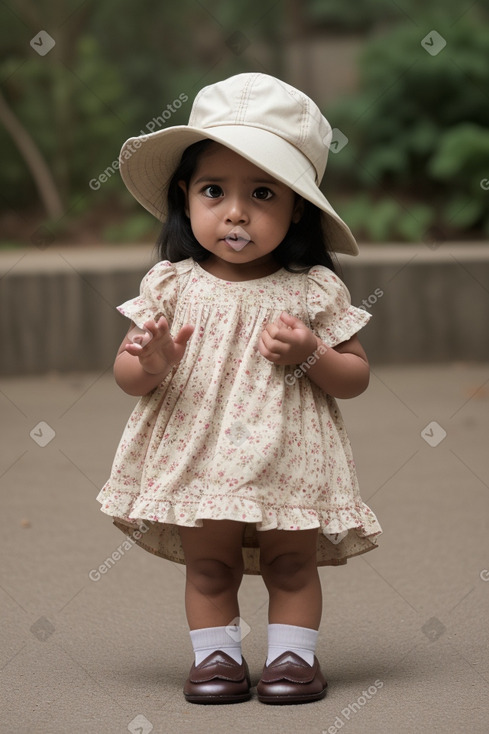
[{"left": 188, "top": 73, "right": 332, "bottom": 184}]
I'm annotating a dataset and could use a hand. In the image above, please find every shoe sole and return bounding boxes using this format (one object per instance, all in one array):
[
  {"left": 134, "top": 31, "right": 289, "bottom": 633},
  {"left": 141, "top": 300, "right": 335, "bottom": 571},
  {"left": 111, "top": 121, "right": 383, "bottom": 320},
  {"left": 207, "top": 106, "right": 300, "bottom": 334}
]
[
  {"left": 257, "top": 687, "right": 327, "bottom": 705},
  {"left": 184, "top": 692, "right": 252, "bottom": 705}
]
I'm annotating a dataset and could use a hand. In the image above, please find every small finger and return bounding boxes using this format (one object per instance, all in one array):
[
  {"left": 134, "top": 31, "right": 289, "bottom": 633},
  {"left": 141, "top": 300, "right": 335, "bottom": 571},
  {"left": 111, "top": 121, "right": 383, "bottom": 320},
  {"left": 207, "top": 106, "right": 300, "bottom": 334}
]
[
  {"left": 174, "top": 324, "right": 195, "bottom": 345},
  {"left": 143, "top": 317, "right": 167, "bottom": 336},
  {"left": 259, "top": 333, "right": 283, "bottom": 360},
  {"left": 263, "top": 322, "right": 279, "bottom": 340},
  {"left": 155, "top": 316, "right": 169, "bottom": 330},
  {"left": 280, "top": 312, "right": 302, "bottom": 328},
  {"left": 270, "top": 327, "right": 295, "bottom": 345},
  {"left": 259, "top": 330, "right": 276, "bottom": 352},
  {"left": 125, "top": 342, "right": 143, "bottom": 355}
]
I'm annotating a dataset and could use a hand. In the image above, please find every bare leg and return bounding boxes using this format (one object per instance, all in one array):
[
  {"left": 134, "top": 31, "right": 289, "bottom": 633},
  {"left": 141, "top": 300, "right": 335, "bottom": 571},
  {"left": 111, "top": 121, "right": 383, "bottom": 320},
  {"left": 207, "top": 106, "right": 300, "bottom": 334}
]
[
  {"left": 178, "top": 520, "right": 246, "bottom": 630},
  {"left": 258, "top": 528, "right": 322, "bottom": 629}
]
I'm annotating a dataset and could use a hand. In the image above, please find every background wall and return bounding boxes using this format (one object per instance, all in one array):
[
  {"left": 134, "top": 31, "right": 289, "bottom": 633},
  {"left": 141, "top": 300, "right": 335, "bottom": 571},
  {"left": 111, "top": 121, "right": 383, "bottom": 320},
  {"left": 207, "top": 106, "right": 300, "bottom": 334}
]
[{"left": 1, "top": 243, "right": 487, "bottom": 375}]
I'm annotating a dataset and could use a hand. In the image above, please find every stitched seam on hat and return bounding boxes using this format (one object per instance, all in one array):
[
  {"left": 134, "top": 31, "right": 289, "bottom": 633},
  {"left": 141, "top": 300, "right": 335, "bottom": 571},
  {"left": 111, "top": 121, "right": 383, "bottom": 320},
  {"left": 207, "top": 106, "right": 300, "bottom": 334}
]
[
  {"left": 298, "top": 96, "right": 314, "bottom": 171},
  {"left": 286, "top": 88, "right": 307, "bottom": 149},
  {"left": 301, "top": 98, "right": 309, "bottom": 150},
  {"left": 283, "top": 89, "right": 319, "bottom": 181},
  {"left": 236, "top": 74, "right": 256, "bottom": 124},
  {"left": 295, "top": 92, "right": 306, "bottom": 149}
]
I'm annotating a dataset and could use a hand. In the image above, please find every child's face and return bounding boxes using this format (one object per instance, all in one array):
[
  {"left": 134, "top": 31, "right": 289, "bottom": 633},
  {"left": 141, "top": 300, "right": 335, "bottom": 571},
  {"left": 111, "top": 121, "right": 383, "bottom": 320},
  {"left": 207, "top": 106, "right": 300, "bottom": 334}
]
[{"left": 179, "top": 143, "right": 302, "bottom": 271}]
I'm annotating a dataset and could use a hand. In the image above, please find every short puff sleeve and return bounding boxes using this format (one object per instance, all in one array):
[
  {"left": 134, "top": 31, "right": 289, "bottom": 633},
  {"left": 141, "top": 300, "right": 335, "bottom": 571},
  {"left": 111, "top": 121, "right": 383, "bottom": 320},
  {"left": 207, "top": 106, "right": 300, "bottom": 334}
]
[
  {"left": 117, "top": 260, "right": 179, "bottom": 328},
  {"left": 306, "top": 266, "right": 371, "bottom": 347}
]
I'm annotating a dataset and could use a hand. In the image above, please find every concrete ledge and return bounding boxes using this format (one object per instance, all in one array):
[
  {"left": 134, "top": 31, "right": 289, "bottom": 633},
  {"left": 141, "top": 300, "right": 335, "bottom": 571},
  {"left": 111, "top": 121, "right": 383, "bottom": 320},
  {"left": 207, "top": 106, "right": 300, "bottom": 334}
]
[{"left": 1, "top": 243, "right": 488, "bottom": 374}]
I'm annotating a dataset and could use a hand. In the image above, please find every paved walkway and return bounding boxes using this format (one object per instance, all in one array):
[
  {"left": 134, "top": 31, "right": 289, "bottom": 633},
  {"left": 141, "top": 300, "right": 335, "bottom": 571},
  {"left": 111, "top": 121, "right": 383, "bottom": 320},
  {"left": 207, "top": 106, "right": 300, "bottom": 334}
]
[{"left": 1, "top": 363, "right": 488, "bottom": 733}]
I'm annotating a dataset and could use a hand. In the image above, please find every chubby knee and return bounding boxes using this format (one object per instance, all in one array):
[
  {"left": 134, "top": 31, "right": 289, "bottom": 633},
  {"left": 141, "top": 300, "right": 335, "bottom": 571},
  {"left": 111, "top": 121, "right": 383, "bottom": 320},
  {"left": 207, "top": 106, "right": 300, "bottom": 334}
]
[
  {"left": 187, "top": 557, "right": 243, "bottom": 597},
  {"left": 260, "top": 551, "right": 316, "bottom": 592}
]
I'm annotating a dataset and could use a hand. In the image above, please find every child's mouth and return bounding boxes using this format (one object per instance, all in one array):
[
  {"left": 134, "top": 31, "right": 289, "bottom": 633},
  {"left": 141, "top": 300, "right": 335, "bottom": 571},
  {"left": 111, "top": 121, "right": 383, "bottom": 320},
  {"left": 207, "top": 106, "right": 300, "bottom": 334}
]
[{"left": 223, "top": 227, "right": 251, "bottom": 251}]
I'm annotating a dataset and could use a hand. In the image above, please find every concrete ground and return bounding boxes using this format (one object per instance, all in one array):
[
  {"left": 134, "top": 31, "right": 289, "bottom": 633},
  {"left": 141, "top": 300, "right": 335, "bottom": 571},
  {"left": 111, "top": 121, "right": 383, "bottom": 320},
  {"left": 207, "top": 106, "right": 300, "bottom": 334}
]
[{"left": 1, "top": 362, "right": 488, "bottom": 733}]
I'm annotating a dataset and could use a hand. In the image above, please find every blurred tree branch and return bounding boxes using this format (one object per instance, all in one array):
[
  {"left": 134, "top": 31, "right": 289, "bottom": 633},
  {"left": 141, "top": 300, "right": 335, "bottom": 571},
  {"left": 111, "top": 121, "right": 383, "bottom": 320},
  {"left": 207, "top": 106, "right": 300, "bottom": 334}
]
[{"left": 0, "top": 87, "right": 63, "bottom": 218}]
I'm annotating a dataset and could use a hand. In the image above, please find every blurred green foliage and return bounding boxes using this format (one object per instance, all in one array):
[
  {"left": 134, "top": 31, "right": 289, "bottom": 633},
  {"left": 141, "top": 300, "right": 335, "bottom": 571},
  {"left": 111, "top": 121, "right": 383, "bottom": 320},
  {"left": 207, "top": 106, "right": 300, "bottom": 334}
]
[
  {"left": 308, "top": 0, "right": 402, "bottom": 30},
  {"left": 1, "top": 0, "right": 489, "bottom": 243},
  {"left": 0, "top": 0, "right": 271, "bottom": 241},
  {"left": 325, "top": 11, "right": 489, "bottom": 240}
]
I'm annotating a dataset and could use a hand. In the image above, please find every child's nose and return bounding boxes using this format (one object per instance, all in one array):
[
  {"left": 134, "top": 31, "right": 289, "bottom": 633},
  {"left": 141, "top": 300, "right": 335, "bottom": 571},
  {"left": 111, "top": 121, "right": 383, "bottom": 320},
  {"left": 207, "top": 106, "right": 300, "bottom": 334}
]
[{"left": 225, "top": 196, "right": 249, "bottom": 224}]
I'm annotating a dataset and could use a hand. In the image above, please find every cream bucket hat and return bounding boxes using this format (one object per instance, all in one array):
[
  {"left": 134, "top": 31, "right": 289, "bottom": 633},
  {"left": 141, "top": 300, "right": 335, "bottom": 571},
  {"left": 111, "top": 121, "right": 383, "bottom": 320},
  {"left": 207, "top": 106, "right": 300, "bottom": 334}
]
[{"left": 119, "top": 72, "right": 358, "bottom": 256}]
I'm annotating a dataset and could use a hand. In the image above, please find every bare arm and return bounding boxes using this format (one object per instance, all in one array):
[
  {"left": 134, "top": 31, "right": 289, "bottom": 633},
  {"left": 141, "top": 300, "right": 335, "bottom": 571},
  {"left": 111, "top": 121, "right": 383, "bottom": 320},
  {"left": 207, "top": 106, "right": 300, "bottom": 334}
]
[
  {"left": 305, "top": 333, "right": 369, "bottom": 398},
  {"left": 114, "top": 317, "right": 195, "bottom": 397},
  {"left": 258, "top": 312, "right": 369, "bottom": 399}
]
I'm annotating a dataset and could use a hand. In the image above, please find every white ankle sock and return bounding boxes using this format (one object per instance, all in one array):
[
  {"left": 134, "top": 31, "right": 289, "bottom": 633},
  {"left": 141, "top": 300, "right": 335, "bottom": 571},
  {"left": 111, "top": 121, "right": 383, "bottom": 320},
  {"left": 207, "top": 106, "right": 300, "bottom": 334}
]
[
  {"left": 266, "top": 623, "right": 318, "bottom": 666},
  {"left": 189, "top": 625, "right": 243, "bottom": 665}
]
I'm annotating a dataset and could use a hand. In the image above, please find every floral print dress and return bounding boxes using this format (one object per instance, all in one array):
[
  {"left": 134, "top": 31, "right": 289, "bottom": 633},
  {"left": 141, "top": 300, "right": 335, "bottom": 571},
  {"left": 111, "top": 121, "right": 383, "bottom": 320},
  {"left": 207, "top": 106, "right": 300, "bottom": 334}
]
[{"left": 97, "top": 258, "right": 382, "bottom": 573}]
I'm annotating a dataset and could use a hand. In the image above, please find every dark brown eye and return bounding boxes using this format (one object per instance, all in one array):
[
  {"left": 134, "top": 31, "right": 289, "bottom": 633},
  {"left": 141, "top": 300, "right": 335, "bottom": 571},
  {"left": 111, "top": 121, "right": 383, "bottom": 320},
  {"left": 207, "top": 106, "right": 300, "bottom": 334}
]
[
  {"left": 202, "top": 185, "right": 223, "bottom": 198},
  {"left": 253, "top": 187, "right": 273, "bottom": 200}
]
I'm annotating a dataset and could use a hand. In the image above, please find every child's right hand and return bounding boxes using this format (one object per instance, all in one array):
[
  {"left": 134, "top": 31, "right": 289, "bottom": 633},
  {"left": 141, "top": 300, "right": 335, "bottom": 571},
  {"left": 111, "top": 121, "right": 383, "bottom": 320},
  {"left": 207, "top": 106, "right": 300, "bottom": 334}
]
[{"left": 124, "top": 316, "right": 195, "bottom": 375}]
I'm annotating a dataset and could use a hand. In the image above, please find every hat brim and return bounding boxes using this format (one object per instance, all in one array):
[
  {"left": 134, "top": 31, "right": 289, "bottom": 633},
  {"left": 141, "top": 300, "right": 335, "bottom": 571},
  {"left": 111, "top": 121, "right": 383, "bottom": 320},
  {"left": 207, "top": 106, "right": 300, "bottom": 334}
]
[{"left": 119, "top": 125, "right": 358, "bottom": 256}]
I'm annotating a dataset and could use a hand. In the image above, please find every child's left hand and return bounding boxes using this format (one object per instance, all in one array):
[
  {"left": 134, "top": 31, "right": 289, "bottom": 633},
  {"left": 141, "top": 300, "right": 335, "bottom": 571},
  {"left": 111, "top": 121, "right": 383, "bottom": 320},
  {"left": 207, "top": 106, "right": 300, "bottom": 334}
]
[{"left": 258, "top": 312, "right": 319, "bottom": 365}]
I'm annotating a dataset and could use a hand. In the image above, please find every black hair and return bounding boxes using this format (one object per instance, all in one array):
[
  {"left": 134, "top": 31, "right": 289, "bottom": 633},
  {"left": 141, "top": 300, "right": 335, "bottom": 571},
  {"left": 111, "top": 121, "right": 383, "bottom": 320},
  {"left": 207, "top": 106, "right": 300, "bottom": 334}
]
[{"left": 156, "top": 139, "right": 339, "bottom": 275}]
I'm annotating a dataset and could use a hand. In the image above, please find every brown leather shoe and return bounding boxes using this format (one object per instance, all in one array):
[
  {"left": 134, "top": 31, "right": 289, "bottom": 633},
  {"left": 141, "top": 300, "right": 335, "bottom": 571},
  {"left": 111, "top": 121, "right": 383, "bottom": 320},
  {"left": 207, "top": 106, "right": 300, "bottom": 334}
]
[
  {"left": 257, "top": 651, "right": 327, "bottom": 704},
  {"left": 184, "top": 650, "right": 251, "bottom": 704}
]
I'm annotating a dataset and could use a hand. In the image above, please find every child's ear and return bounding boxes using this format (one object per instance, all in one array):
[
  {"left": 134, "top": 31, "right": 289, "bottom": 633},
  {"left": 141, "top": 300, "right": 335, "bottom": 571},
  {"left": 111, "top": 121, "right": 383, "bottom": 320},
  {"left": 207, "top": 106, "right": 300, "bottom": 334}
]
[
  {"left": 292, "top": 196, "right": 305, "bottom": 224},
  {"left": 178, "top": 181, "right": 190, "bottom": 217}
]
